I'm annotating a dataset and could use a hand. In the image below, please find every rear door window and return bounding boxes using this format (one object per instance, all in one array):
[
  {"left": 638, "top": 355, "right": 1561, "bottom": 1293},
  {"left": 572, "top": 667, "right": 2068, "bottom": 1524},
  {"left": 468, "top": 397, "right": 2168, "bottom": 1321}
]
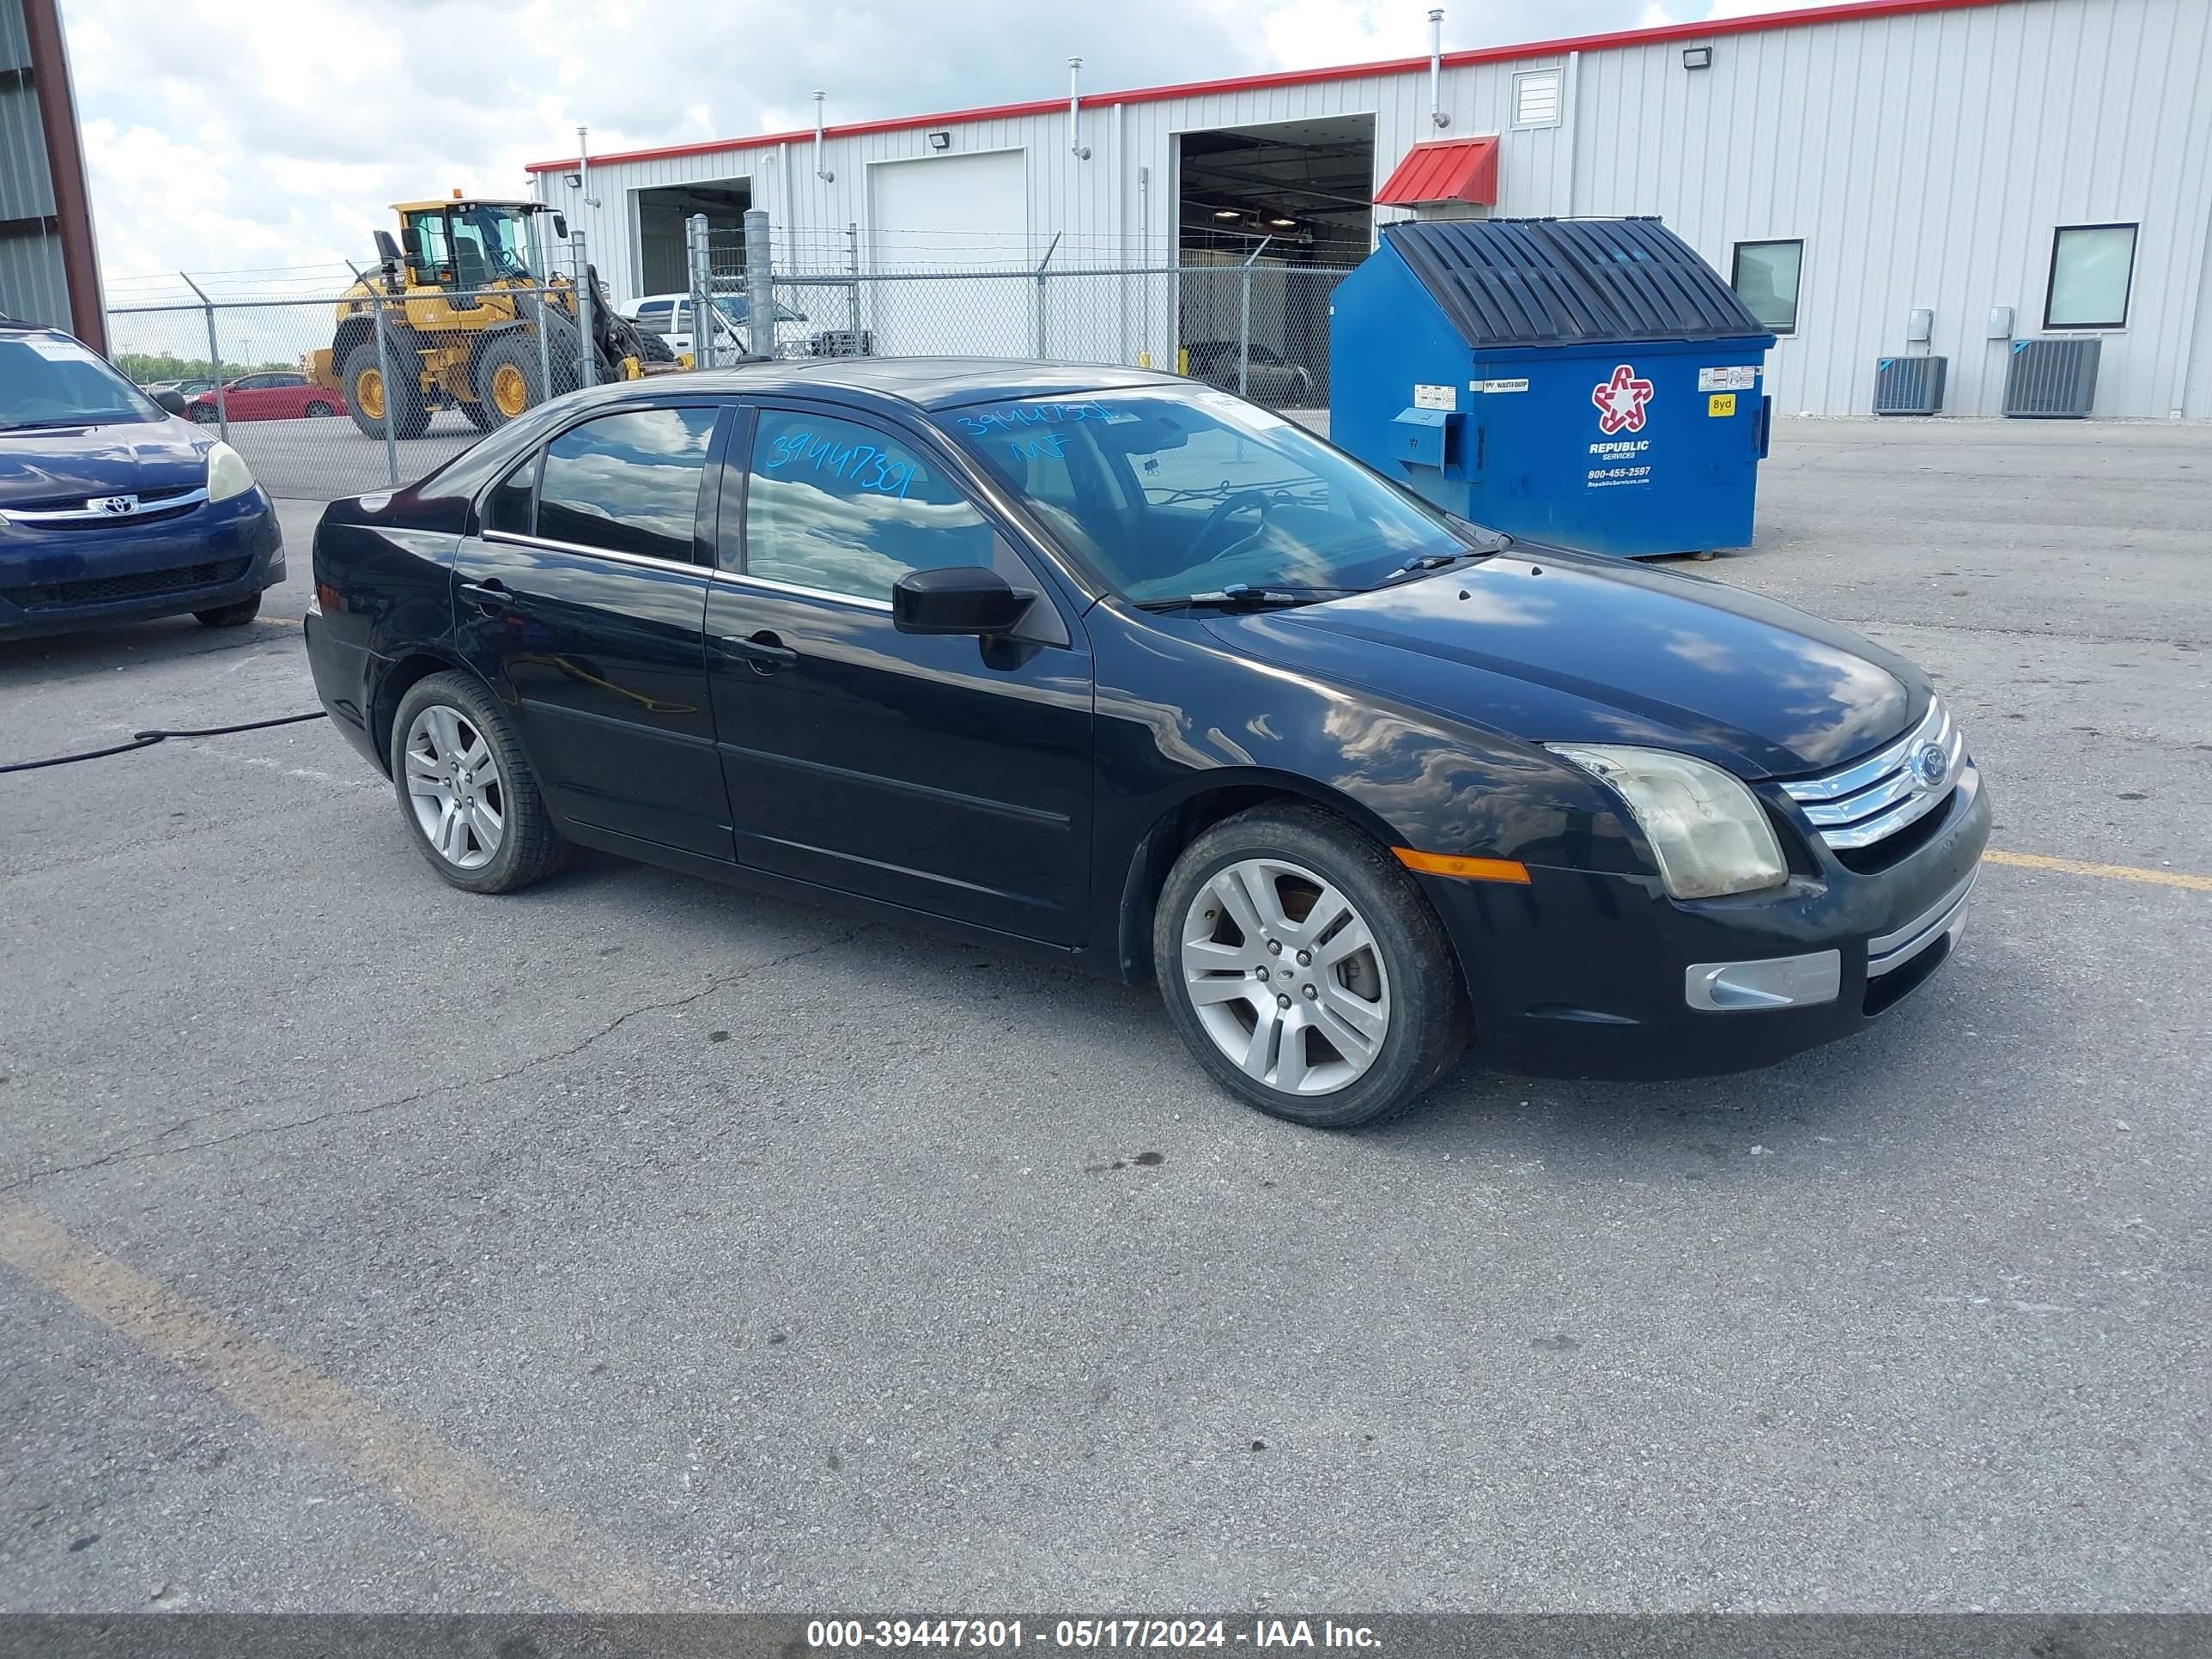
[
  {"left": 534, "top": 406, "right": 720, "bottom": 562},
  {"left": 483, "top": 450, "right": 539, "bottom": 536}
]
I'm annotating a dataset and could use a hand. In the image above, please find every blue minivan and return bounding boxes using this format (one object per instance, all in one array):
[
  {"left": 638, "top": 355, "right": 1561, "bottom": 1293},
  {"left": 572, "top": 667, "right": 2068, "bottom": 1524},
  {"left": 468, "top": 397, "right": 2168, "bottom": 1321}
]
[{"left": 0, "top": 317, "right": 284, "bottom": 640}]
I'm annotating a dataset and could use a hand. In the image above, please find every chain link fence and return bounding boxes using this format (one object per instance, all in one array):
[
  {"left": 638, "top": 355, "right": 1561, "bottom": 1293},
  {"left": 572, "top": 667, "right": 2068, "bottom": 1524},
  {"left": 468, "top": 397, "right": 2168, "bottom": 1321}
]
[{"left": 105, "top": 220, "right": 1353, "bottom": 501}]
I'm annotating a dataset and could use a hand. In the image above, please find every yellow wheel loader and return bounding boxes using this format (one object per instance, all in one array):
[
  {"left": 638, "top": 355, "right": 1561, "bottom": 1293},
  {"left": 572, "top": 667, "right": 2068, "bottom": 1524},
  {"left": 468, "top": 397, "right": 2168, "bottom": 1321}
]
[{"left": 307, "top": 197, "right": 675, "bottom": 440}]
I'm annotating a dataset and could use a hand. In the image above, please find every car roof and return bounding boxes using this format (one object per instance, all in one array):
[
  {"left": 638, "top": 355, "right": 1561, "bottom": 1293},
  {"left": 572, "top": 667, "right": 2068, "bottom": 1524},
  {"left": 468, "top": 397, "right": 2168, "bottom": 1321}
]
[{"left": 617, "top": 356, "right": 1191, "bottom": 412}]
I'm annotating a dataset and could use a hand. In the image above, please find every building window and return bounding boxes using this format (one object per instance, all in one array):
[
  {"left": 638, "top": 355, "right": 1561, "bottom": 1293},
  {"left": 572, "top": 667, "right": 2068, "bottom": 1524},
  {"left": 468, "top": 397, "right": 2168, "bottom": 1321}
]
[
  {"left": 1731, "top": 239, "right": 1803, "bottom": 335},
  {"left": 2045, "top": 223, "right": 2137, "bottom": 330},
  {"left": 1512, "top": 68, "right": 1562, "bottom": 129}
]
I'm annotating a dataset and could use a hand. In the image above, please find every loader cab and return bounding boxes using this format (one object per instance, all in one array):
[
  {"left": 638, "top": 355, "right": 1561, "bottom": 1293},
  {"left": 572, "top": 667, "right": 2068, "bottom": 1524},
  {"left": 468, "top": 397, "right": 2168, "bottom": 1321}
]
[{"left": 394, "top": 200, "right": 548, "bottom": 294}]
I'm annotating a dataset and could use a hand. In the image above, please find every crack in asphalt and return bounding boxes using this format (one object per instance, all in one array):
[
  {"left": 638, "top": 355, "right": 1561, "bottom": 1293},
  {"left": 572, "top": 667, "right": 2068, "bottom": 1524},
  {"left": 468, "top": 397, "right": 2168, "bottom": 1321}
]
[{"left": 0, "top": 926, "right": 872, "bottom": 1200}]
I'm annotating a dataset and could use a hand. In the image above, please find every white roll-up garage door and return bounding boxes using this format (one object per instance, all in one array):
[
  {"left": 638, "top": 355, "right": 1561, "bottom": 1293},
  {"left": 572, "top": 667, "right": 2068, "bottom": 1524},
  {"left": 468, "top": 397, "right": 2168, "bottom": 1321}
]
[{"left": 866, "top": 150, "right": 1027, "bottom": 356}]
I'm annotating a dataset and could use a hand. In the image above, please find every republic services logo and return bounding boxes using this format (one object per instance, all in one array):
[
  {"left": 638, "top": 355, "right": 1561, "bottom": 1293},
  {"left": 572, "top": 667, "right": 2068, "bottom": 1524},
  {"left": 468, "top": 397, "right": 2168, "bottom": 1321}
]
[{"left": 1592, "top": 364, "right": 1656, "bottom": 435}]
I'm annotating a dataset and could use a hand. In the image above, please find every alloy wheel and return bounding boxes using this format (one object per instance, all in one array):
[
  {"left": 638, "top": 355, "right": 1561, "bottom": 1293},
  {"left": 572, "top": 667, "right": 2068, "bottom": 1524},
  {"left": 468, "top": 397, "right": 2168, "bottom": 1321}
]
[
  {"left": 403, "top": 704, "right": 505, "bottom": 871},
  {"left": 1179, "top": 856, "right": 1391, "bottom": 1096}
]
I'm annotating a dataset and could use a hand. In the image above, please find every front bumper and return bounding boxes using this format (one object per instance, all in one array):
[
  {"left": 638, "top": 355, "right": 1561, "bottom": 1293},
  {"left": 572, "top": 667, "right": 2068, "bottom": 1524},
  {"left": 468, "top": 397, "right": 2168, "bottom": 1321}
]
[
  {"left": 0, "top": 489, "right": 284, "bottom": 640},
  {"left": 1425, "top": 762, "right": 1991, "bottom": 1079}
]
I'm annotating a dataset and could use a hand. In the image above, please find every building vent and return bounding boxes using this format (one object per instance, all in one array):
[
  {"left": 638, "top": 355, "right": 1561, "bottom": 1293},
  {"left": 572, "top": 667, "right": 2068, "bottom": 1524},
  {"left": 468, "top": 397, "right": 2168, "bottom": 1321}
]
[
  {"left": 1512, "top": 68, "right": 1562, "bottom": 128},
  {"left": 1872, "top": 356, "right": 1947, "bottom": 415},
  {"left": 2003, "top": 337, "right": 2100, "bottom": 417}
]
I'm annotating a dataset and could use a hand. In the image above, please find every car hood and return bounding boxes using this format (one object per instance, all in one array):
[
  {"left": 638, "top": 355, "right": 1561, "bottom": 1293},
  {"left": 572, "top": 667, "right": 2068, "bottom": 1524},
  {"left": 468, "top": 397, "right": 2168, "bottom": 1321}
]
[
  {"left": 0, "top": 417, "right": 210, "bottom": 509},
  {"left": 1204, "top": 549, "right": 1920, "bottom": 779}
]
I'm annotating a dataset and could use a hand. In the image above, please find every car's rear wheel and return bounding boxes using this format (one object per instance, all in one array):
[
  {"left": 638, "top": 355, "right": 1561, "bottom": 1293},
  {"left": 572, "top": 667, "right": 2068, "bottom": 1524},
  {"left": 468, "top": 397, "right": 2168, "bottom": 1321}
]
[
  {"left": 388, "top": 672, "right": 563, "bottom": 894},
  {"left": 189, "top": 405, "right": 219, "bottom": 424},
  {"left": 1152, "top": 804, "right": 1470, "bottom": 1128},
  {"left": 193, "top": 593, "right": 261, "bottom": 627}
]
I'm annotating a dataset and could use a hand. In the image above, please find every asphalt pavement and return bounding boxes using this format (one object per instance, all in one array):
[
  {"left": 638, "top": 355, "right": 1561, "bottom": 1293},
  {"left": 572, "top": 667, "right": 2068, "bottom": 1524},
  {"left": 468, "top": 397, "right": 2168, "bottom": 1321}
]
[{"left": 0, "top": 418, "right": 2207, "bottom": 1613}]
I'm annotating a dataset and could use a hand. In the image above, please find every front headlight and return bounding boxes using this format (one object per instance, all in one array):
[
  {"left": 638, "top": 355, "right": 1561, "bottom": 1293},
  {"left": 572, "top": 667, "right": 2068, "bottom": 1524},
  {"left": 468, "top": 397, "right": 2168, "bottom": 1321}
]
[
  {"left": 206, "top": 441, "right": 256, "bottom": 502},
  {"left": 1546, "top": 744, "right": 1788, "bottom": 899}
]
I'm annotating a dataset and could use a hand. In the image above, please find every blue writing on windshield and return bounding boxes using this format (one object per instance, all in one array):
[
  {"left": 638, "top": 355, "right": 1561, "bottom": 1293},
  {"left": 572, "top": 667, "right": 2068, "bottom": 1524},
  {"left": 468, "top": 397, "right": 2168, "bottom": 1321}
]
[
  {"left": 956, "top": 401, "right": 1112, "bottom": 438},
  {"left": 763, "top": 428, "right": 918, "bottom": 498}
]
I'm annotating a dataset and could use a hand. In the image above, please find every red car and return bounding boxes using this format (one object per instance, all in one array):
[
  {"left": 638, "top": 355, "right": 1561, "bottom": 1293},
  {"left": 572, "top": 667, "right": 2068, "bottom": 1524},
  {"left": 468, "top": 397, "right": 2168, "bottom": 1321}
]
[{"left": 186, "top": 371, "right": 347, "bottom": 423}]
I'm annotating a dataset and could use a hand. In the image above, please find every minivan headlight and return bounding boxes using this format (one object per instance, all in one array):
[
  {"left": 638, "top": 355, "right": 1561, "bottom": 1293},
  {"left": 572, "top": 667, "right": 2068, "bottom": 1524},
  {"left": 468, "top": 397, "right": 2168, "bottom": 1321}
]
[
  {"left": 1546, "top": 744, "right": 1788, "bottom": 899},
  {"left": 206, "top": 441, "right": 256, "bottom": 502}
]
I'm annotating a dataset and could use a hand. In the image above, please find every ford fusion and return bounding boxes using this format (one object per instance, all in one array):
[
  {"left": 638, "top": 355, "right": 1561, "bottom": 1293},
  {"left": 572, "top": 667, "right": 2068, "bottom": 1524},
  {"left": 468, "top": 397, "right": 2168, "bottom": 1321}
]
[
  {"left": 304, "top": 362, "right": 1986, "bottom": 1127},
  {"left": 0, "top": 319, "right": 283, "bottom": 639}
]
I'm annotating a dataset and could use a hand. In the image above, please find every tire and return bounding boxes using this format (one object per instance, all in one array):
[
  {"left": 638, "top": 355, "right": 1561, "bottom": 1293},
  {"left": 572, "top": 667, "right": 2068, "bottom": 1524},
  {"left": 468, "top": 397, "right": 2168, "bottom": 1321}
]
[
  {"left": 339, "top": 334, "right": 431, "bottom": 441},
  {"left": 471, "top": 332, "right": 543, "bottom": 430},
  {"left": 190, "top": 405, "right": 219, "bottom": 424},
  {"left": 388, "top": 672, "right": 563, "bottom": 894},
  {"left": 1152, "top": 804, "right": 1470, "bottom": 1128},
  {"left": 193, "top": 592, "right": 262, "bottom": 628},
  {"left": 303, "top": 399, "right": 335, "bottom": 418}
]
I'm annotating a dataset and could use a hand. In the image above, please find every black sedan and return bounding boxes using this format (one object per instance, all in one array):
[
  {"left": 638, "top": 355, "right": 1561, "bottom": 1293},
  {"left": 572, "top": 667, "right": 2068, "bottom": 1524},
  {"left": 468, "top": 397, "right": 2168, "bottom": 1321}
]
[{"left": 304, "top": 361, "right": 1987, "bottom": 1128}]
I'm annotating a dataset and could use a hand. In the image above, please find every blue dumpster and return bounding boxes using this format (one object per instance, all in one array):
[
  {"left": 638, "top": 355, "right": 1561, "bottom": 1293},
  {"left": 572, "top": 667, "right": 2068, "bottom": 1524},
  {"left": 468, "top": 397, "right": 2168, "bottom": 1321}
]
[{"left": 1328, "top": 217, "right": 1776, "bottom": 558}]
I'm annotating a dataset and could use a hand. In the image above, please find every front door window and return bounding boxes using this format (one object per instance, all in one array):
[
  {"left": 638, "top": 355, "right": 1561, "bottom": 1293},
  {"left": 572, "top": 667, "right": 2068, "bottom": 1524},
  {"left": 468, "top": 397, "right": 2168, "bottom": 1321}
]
[{"left": 742, "top": 410, "right": 994, "bottom": 599}]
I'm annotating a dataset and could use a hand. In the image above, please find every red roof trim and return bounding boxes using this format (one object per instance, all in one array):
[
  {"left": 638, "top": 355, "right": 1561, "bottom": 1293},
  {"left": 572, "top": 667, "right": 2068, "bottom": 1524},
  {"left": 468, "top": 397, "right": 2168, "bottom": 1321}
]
[
  {"left": 526, "top": 0, "right": 2010, "bottom": 174},
  {"left": 1375, "top": 137, "right": 1499, "bottom": 207}
]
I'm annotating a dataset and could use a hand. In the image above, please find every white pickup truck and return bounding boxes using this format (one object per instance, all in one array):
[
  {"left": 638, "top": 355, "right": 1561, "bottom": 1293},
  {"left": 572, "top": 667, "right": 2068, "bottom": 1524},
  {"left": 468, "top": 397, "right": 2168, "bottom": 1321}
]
[{"left": 618, "top": 293, "right": 814, "bottom": 360}]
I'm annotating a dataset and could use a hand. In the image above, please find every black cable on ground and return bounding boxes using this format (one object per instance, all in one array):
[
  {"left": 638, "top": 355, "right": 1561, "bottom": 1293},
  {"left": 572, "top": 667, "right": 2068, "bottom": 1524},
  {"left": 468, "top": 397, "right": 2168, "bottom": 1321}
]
[{"left": 0, "top": 710, "right": 328, "bottom": 775}]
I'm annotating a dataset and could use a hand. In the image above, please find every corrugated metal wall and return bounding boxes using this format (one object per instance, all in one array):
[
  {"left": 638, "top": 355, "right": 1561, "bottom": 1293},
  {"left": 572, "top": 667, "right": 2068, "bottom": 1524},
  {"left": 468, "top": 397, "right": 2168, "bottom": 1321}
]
[
  {"left": 0, "top": 0, "right": 72, "bottom": 331},
  {"left": 567, "top": 0, "right": 2212, "bottom": 417}
]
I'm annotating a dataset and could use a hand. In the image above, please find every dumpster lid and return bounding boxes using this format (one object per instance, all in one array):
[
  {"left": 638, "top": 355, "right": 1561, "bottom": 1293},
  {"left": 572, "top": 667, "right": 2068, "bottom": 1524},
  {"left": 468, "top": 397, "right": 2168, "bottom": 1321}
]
[{"left": 1386, "top": 217, "right": 1773, "bottom": 349}]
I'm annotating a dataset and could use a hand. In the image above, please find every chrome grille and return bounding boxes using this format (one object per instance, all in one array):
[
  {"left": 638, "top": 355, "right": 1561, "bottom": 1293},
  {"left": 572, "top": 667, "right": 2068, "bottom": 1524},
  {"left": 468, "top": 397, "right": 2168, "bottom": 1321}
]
[{"left": 1780, "top": 699, "right": 1966, "bottom": 853}]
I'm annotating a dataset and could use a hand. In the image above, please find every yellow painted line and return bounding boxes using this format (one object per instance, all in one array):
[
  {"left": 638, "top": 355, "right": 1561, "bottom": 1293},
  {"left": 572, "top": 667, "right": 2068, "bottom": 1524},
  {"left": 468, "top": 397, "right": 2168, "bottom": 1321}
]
[
  {"left": 0, "top": 1206, "right": 718, "bottom": 1612},
  {"left": 1984, "top": 848, "right": 2212, "bottom": 893}
]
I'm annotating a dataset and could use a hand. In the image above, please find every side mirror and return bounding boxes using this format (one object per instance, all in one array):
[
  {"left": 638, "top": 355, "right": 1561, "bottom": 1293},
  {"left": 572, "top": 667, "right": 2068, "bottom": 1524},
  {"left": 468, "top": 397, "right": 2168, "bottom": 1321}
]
[
  {"left": 550, "top": 212, "right": 568, "bottom": 240},
  {"left": 399, "top": 226, "right": 424, "bottom": 270},
  {"left": 153, "top": 389, "right": 188, "bottom": 416},
  {"left": 373, "top": 229, "right": 404, "bottom": 271},
  {"left": 893, "top": 566, "right": 1033, "bottom": 636}
]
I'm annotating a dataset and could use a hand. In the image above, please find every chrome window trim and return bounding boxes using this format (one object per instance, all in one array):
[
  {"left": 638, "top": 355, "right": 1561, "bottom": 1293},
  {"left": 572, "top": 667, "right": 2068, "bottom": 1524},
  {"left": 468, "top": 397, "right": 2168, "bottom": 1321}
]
[
  {"left": 714, "top": 569, "right": 894, "bottom": 614},
  {"left": 1868, "top": 867, "right": 1977, "bottom": 977},
  {"left": 0, "top": 486, "right": 210, "bottom": 525},
  {"left": 481, "top": 529, "right": 705, "bottom": 575}
]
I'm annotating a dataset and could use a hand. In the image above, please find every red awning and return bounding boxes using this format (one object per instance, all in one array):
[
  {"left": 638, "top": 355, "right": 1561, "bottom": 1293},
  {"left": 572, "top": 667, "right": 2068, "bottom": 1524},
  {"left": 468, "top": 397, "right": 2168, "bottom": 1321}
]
[{"left": 1374, "top": 137, "right": 1499, "bottom": 208}]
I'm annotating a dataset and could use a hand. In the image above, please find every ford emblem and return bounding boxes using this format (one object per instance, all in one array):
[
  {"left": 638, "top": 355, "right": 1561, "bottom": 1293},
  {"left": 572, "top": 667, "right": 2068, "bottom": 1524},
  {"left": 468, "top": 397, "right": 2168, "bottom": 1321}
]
[{"left": 1911, "top": 741, "right": 1950, "bottom": 790}]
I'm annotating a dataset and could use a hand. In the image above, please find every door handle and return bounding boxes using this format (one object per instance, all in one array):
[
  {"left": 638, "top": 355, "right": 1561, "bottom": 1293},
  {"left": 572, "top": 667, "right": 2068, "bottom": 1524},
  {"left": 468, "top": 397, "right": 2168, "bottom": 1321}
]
[
  {"left": 458, "top": 578, "right": 510, "bottom": 614},
  {"left": 717, "top": 630, "right": 799, "bottom": 672}
]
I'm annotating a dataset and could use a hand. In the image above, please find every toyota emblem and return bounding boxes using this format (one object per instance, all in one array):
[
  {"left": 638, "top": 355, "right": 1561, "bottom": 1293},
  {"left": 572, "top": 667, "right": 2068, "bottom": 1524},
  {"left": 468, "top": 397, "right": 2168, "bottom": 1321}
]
[
  {"left": 95, "top": 495, "right": 139, "bottom": 516},
  {"left": 1911, "top": 741, "right": 1950, "bottom": 790}
]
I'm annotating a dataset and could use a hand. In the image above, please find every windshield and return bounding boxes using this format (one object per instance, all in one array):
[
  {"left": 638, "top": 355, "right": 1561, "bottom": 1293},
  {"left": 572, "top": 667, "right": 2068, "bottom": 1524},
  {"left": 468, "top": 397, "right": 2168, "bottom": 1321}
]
[
  {"left": 0, "top": 333, "right": 164, "bottom": 432},
  {"left": 949, "top": 387, "right": 1480, "bottom": 604},
  {"left": 709, "top": 295, "right": 803, "bottom": 327},
  {"left": 450, "top": 206, "right": 542, "bottom": 281}
]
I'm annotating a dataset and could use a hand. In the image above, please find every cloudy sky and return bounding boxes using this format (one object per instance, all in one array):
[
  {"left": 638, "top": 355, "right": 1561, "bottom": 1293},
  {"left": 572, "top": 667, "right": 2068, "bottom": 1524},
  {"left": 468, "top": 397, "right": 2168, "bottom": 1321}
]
[{"left": 64, "top": 0, "right": 1803, "bottom": 300}]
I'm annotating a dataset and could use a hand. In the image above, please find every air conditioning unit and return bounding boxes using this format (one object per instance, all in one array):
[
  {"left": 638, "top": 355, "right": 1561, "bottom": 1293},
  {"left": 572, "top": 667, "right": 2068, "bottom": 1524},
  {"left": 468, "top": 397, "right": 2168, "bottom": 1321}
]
[
  {"left": 2003, "top": 337, "right": 2100, "bottom": 418},
  {"left": 1873, "top": 356, "right": 1947, "bottom": 415}
]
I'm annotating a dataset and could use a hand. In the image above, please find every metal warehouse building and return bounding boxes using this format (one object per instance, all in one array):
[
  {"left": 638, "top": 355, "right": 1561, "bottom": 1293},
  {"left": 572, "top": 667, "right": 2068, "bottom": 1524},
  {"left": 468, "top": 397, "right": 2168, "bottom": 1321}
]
[
  {"left": 0, "top": 0, "right": 102, "bottom": 347},
  {"left": 530, "top": 0, "right": 2212, "bottom": 419}
]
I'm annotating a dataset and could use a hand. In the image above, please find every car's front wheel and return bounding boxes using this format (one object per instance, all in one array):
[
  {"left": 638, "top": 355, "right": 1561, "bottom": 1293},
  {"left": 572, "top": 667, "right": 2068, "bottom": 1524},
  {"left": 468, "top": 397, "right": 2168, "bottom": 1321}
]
[
  {"left": 1152, "top": 804, "right": 1471, "bottom": 1128},
  {"left": 193, "top": 593, "right": 261, "bottom": 627},
  {"left": 388, "top": 672, "right": 563, "bottom": 894}
]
